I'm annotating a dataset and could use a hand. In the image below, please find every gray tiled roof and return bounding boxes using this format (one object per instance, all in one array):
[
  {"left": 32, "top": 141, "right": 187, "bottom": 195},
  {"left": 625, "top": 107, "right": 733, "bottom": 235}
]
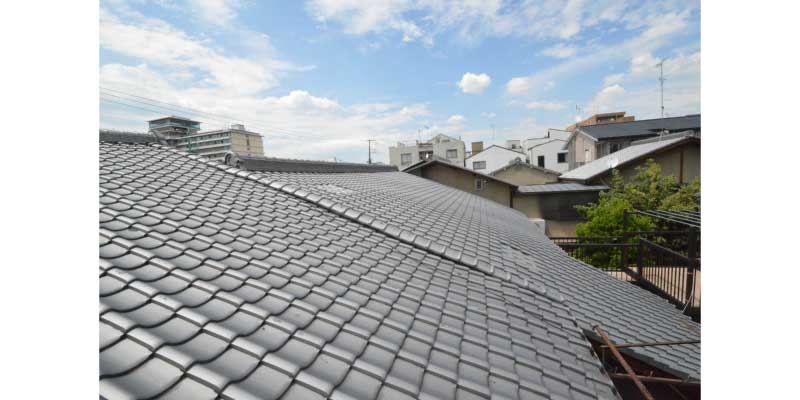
[
  {"left": 251, "top": 172, "right": 700, "bottom": 380},
  {"left": 100, "top": 142, "right": 621, "bottom": 399},
  {"left": 228, "top": 153, "right": 397, "bottom": 173},
  {"left": 518, "top": 183, "right": 609, "bottom": 194},
  {"left": 560, "top": 133, "right": 700, "bottom": 183},
  {"left": 578, "top": 114, "right": 700, "bottom": 140},
  {"left": 99, "top": 130, "right": 158, "bottom": 144}
]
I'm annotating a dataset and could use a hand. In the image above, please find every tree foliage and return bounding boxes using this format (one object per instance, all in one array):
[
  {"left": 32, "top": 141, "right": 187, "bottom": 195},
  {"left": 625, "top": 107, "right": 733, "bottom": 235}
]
[{"left": 572, "top": 160, "right": 700, "bottom": 268}]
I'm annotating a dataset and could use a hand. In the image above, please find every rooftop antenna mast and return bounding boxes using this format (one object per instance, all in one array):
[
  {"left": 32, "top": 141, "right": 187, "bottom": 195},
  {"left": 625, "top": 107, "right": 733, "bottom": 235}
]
[
  {"left": 656, "top": 59, "right": 667, "bottom": 140},
  {"left": 657, "top": 59, "right": 666, "bottom": 119}
]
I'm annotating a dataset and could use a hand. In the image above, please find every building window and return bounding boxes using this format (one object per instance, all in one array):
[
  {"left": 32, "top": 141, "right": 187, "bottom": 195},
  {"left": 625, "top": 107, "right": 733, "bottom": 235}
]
[
  {"left": 475, "top": 179, "right": 485, "bottom": 191},
  {"left": 446, "top": 149, "right": 458, "bottom": 159},
  {"left": 610, "top": 143, "right": 620, "bottom": 153},
  {"left": 473, "top": 161, "right": 486, "bottom": 170},
  {"left": 557, "top": 152, "right": 567, "bottom": 163},
  {"left": 537, "top": 155, "right": 545, "bottom": 168},
  {"left": 401, "top": 153, "right": 412, "bottom": 165}
]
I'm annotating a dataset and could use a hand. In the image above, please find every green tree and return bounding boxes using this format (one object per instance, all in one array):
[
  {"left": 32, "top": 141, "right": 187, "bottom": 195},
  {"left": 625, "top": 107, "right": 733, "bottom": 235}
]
[{"left": 573, "top": 160, "right": 700, "bottom": 268}]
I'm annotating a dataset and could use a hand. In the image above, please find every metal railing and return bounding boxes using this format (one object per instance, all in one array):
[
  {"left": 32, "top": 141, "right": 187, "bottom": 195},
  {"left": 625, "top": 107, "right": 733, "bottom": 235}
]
[{"left": 552, "top": 224, "right": 700, "bottom": 321}]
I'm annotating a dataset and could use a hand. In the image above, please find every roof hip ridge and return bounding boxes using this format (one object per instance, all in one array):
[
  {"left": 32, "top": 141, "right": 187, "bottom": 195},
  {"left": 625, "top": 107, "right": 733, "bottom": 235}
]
[{"left": 163, "top": 144, "right": 574, "bottom": 309}]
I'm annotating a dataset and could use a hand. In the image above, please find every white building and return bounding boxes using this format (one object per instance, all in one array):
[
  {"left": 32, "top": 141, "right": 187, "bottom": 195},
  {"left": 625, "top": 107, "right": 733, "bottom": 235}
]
[
  {"left": 524, "top": 129, "right": 571, "bottom": 173},
  {"left": 389, "top": 133, "right": 466, "bottom": 169},
  {"left": 464, "top": 145, "right": 527, "bottom": 174}
]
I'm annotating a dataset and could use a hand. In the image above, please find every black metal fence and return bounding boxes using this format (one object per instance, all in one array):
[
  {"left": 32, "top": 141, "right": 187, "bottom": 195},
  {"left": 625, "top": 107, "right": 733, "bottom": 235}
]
[{"left": 551, "top": 213, "right": 700, "bottom": 321}]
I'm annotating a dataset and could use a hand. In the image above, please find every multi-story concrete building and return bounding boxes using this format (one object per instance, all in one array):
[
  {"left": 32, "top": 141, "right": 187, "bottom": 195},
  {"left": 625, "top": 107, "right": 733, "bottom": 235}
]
[
  {"left": 388, "top": 133, "right": 465, "bottom": 169},
  {"left": 148, "top": 117, "right": 265, "bottom": 161}
]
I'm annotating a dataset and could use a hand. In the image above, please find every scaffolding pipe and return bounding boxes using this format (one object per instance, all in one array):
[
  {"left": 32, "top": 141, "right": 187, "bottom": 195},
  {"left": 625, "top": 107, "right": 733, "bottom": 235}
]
[{"left": 607, "top": 374, "right": 701, "bottom": 387}]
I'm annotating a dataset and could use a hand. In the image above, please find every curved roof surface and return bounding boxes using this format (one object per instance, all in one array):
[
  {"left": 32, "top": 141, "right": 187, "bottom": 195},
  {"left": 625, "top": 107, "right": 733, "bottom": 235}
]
[{"left": 99, "top": 139, "right": 699, "bottom": 399}]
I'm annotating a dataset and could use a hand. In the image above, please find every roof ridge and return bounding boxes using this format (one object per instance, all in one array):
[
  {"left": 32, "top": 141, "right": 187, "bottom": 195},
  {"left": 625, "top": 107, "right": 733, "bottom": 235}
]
[
  {"left": 153, "top": 143, "right": 571, "bottom": 307},
  {"left": 578, "top": 114, "right": 700, "bottom": 130}
]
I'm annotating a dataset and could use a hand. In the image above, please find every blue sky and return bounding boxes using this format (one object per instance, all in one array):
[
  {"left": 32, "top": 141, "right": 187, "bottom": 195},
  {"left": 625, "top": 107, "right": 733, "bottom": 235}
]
[{"left": 100, "top": 0, "right": 700, "bottom": 163}]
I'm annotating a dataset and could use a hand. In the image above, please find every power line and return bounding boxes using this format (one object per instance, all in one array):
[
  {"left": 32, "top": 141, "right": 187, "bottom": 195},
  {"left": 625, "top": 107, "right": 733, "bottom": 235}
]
[
  {"left": 99, "top": 91, "right": 328, "bottom": 142},
  {"left": 100, "top": 86, "right": 331, "bottom": 138},
  {"left": 99, "top": 88, "right": 330, "bottom": 141}
]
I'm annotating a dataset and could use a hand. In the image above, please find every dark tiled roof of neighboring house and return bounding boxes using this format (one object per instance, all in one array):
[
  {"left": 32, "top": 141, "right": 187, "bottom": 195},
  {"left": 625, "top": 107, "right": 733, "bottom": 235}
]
[
  {"left": 577, "top": 114, "right": 700, "bottom": 140},
  {"left": 518, "top": 183, "right": 609, "bottom": 194},
  {"left": 402, "top": 158, "right": 519, "bottom": 188},
  {"left": 99, "top": 130, "right": 158, "bottom": 144},
  {"left": 99, "top": 139, "right": 700, "bottom": 399},
  {"left": 490, "top": 159, "right": 562, "bottom": 177},
  {"left": 227, "top": 152, "right": 397, "bottom": 173},
  {"left": 100, "top": 141, "right": 619, "bottom": 400}
]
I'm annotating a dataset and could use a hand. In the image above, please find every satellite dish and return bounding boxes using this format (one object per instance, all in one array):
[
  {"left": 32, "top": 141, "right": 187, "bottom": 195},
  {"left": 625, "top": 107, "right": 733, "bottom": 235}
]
[{"left": 607, "top": 158, "right": 619, "bottom": 169}]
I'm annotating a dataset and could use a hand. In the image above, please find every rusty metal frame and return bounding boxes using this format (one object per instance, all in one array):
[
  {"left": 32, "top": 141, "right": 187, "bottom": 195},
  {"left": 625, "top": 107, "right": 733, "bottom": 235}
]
[
  {"left": 600, "top": 339, "right": 700, "bottom": 350},
  {"left": 594, "top": 325, "right": 656, "bottom": 400}
]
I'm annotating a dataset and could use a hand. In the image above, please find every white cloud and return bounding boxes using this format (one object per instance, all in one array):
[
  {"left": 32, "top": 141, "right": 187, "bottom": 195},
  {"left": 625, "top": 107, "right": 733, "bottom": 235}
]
[
  {"left": 502, "top": 8, "right": 696, "bottom": 98},
  {"left": 458, "top": 72, "right": 491, "bottom": 94},
  {"left": 447, "top": 114, "right": 466, "bottom": 125},
  {"left": 631, "top": 52, "right": 660, "bottom": 75},
  {"left": 304, "top": 0, "right": 643, "bottom": 45},
  {"left": 525, "top": 101, "right": 566, "bottom": 111},
  {"left": 540, "top": 43, "right": 578, "bottom": 59},
  {"left": 603, "top": 73, "right": 625, "bottom": 87},
  {"left": 276, "top": 90, "right": 340, "bottom": 110},
  {"left": 481, "top": 112, "right": 496, "bottom": 119},
  {"left": 505, "top": 77, "right": 531, "bottom": 95},
  {"left": 590, "top": 84, "right": 626, "bottom": 112},
  {"left": 99, "top": 7, "right": 290, "bottom": 94},
  {"left": 188, "top": 0, "right": 241, "bottom": 26},
  {"left": 98, "top": 2, "right": 434, "bottom": 163}
]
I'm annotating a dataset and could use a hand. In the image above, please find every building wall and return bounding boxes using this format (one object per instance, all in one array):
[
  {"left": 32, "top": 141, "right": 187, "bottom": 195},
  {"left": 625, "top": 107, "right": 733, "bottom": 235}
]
[
  {"left": 511, "top": 192, "right": 599, "bottom": 237},
  {"left": 492, "top": 164, "right": 559, "bottom": 186},
  {"left": 568, "top": 132, "right": 598, "bottom": 170},
  {"left": 526, "top": 132, "right": 570, "bottom": 173},
  {"left": 588, "top": 141, "right": 701, "bottom": 186},
  {"left": 465, "top": 146, "right": 526, "bottom": 174},
  {"left": 420, "top": 164, "right": 512, "bottom": 206},
  {"left": 230, "top": 132, "right": 265, "bottom": 157},
  {"left": 389, "top": 135, "right": 465, "bottom": 169}
]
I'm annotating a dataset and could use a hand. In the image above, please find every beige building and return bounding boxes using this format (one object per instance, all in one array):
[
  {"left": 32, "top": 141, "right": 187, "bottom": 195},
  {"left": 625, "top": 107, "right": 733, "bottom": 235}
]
[
  {"left": 491, "top": 159, "right": 561, "bottom": 186},
  {"left": 402, "top": 158, "right": 605, "bottom": 237},
  {"left": 176, "top": 124, "right": 265, "bottom": 161},
  {"left": 149, "top": 117, "right": 265, "bottom": 161},
  {"left": 565, "top": 111, "right": 635, "bottom": 132},
  {"left": 389, "top": 134, "right": 466, "bottom": 169},
  {"left": 403, "top": 159, "right": 515, "bottom": 206}
]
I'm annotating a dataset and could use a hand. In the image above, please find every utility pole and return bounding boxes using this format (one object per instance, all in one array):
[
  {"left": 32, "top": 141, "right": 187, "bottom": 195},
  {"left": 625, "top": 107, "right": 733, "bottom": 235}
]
[{"left": 366, "top": 139, "right": 375, "bottom": 164}]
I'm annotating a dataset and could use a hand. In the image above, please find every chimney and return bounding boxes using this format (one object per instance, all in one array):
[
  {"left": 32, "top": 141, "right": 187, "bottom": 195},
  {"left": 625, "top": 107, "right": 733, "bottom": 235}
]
[{"left": 471, "top": 141, "right": 484, "bottom": 153}]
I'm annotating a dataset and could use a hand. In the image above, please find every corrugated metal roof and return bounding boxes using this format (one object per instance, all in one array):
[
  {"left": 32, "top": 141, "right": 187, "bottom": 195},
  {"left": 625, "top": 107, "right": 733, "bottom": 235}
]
[
  {"left": 560, "top": 134, "right": 699, "bottom": 182},
  {"left": 578, "top": 114, "right": 700, "bottom": 140},
  {"left": 518, "top": 183, "right": 609, "bottom": 194}
]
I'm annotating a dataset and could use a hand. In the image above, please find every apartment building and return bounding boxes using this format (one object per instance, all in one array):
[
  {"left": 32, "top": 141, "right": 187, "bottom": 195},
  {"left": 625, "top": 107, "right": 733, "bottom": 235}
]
[
  {"left": 388, "top": 133, "right": 465, "bottom": 169},
  {"left": 148, "top": 116, "right": 265, "bottom": 161}
]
